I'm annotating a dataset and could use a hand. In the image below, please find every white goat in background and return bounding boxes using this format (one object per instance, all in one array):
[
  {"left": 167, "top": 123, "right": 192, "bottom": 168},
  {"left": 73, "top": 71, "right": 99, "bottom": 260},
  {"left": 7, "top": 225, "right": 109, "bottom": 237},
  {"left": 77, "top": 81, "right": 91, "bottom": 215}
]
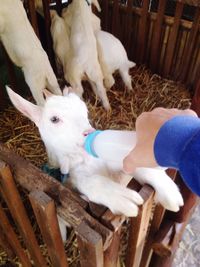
[
  {"left": 51, "top": 0, "right": 110, "bottom": 110},
  {"left": 62, "top": 1, "right": 136, "bottom": 91},
  {"left": 0, "top": 0, "right": 62, "bottom": 105}
]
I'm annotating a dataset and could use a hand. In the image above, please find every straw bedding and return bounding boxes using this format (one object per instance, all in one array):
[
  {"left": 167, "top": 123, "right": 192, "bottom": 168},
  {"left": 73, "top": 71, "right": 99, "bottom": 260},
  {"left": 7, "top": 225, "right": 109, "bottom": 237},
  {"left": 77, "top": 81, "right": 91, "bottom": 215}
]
[{"left": 0, "top": 66, "right": 192, "bottom": 266}]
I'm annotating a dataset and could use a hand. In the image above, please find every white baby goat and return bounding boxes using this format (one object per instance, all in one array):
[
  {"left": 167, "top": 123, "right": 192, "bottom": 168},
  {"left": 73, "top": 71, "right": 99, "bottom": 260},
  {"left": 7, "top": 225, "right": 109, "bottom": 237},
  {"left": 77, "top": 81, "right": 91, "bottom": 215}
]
[
  {"left": 0, "top": 0, "right": 62, "bottom": 105},
  {"left": 52, "top": 0, "right": 110, "bottom": 110},
  {"left": 62, "top": 5, "right": 136, "bottom": 91},
  {"left": 7, "top": 86, "right": 184, "bottom": 220}
]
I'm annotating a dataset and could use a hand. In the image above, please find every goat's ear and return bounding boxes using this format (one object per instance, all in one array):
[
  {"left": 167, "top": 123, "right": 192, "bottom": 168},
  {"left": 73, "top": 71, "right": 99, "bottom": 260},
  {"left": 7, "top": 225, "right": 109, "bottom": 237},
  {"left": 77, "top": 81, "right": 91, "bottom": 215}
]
[
  {"left": 6, "top": 86, "right": 42, "bottom": 127},
  {"left": 43, "top": 89, "right": 54, "bottom": 100}
]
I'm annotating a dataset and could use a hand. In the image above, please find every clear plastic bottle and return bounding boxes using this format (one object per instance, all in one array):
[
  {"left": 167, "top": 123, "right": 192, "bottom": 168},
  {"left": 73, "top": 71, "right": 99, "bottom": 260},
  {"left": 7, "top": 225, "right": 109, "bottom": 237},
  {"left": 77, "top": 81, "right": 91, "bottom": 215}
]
[{"left": 84, "top": 130, "right": 137, "bottom": 169}]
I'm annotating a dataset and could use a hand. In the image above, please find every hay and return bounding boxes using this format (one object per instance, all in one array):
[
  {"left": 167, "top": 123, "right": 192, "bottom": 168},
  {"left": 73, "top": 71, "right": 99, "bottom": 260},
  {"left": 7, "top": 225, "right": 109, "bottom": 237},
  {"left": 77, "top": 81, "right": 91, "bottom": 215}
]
[{"left": 0, "top": 66, "right": 191, "bottom": 266}]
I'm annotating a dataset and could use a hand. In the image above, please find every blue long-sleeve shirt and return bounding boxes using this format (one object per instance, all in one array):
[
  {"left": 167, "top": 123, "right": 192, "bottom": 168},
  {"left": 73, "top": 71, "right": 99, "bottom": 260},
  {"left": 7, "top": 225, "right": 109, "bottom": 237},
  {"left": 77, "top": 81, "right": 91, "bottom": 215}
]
[{"left": 154, "top": 116, "right": 200, "bottom": 196}]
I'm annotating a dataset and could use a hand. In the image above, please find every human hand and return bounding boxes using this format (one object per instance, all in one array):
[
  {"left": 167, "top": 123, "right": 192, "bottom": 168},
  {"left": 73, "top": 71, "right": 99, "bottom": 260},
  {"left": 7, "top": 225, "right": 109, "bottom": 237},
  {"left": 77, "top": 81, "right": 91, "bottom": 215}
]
[{"left": 123, "top": 107, "right": 197, "bottom": 173}]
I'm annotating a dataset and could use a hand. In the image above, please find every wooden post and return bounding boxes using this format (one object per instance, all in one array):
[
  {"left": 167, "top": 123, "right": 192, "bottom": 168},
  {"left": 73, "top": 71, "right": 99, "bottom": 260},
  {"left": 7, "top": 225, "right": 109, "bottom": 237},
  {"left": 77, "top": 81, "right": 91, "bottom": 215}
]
[
  {"left": 0, "top": 160, "right": 47, "bottom": 267},
  {"left": 112, "top": 0, "right": 120, "bottom": 38},
  {"left": 125, "top": 185, "right": 154, "bottom": 267},
  {"left": 0, "top": 225, "right": 16, "bottom": 260},
  {"left": 26, "top": 0, "right": 40, "bottom": 37},
  {"left": 56, "top": 0, "right": 63, "bottom": 16},
  {"left": 101, "top": 0, "right": 109, "bottom": 31},
  {"left": 29, "top": 190, "right": 69, "bottom": 267},
  {"left": 163, "top": 2, "right": 184, "bottom": 77},
  {"left": 150, "top": 0, "right": 167, "bottom": 73},
  {"left": 139, "top": 170, "right": 176, "bottom": 267},
  {"left": 104, "top": 227, "right": 121, "bottom": 267},
  {"left": 180, "top": 7, "right": 200, "bottom": 81},
  {"left": 124, "top": 0, "right": 134, "bottom": 54},
  {"left": 76, "top": 221, "right": 104, "bottom": 267},
  {"left": 136, "top": 0, "right": 150, "bottom": 64},
  {"left": 41, "top": 0, "right": 57, "bottom": 73},
  {"left": 0, "top": 143, "right": 113, "bottom": 250},
  {"left": 2, "top": 47, "right": 18, "bottom": 92},
  {"left": 0, "top": 80, "right": 6, "bottom": 110},
  {"left": 0, "top": 204, "right": 31, "bottom": 267},
  {"left": 191, "top": 79, "right": 200, "bottom": 116}
]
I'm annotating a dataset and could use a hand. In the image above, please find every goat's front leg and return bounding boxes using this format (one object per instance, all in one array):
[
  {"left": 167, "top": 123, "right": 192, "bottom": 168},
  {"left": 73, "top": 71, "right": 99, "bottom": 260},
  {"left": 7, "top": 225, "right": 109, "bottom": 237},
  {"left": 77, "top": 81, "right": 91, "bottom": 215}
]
[
  {"left": 133, "top": 168, "right": 184, "bottom": 212},
  {"left": 71, "top": 174, "right": 143, "bottom": 217}
]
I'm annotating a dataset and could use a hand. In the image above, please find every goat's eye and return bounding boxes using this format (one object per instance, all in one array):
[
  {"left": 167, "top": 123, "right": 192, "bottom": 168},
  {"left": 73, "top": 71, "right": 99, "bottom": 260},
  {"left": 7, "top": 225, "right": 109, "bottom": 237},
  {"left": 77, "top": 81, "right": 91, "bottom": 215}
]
[{"left": 50, "top": 116, "right": 60, "bottom": 123}]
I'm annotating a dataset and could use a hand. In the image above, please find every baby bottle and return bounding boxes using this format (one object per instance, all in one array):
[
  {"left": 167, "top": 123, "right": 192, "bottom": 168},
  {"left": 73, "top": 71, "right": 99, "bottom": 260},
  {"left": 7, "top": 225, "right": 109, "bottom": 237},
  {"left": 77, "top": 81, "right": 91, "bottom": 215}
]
[{"left": 84, "top": 130, "right": 137, "bottom": 169}]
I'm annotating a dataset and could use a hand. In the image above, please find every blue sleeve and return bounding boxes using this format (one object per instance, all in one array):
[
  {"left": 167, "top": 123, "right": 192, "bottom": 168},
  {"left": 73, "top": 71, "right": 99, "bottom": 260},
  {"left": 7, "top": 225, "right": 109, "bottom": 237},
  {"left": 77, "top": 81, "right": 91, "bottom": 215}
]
[{"left": 154, "top": 116, "right": 200, "bottom": 196}]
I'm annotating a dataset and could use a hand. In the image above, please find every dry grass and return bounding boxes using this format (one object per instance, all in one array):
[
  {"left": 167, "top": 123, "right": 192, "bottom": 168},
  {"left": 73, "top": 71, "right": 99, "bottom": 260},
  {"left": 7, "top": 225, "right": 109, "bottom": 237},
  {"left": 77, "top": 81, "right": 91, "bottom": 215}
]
[{"left": 0, "top": 66, "right": 191, "bottom": 266}]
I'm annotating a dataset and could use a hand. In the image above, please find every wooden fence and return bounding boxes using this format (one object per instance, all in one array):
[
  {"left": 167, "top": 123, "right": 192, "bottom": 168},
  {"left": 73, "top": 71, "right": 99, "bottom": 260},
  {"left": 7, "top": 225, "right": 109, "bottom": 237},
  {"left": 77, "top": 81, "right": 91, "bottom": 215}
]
[{"left": 0, "top": 1, "right": 199, "bottom": 266}]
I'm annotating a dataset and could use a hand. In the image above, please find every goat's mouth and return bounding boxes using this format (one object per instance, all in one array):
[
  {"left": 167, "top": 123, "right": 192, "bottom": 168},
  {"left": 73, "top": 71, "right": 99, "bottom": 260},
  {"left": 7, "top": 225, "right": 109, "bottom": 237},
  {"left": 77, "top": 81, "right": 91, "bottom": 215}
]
[{"left": 83, "top": 128, "right": 95, "bottom": 137}]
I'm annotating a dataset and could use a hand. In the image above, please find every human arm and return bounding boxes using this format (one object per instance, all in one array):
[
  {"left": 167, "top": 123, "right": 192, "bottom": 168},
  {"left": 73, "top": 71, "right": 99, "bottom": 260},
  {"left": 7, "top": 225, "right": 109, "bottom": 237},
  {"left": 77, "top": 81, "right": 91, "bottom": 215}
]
[{"left": 123, "top": 108, "right": 200, "bottom": 196}]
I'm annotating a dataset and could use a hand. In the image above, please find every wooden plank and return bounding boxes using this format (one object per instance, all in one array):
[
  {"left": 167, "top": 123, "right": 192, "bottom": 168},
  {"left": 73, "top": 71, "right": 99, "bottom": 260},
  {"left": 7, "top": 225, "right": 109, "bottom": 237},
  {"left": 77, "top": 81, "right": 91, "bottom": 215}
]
[
  {"left": 76, "top": 221, "right": 104, "bottom": 267},
  {"left": 0, "top": 143, "right": 87, "bottom": 208},
  {"left": 191, "top": 78, "right": 200, "bottom": 115},
  {"left": 139, "top": 170, "right": 176, "bottom": 267},
  {"left": 41, "top": 0, "right": 57, "bottom": 72},
  {"left": 0, "top": 225, "right": 16, "bottom": 260},
  {"left": 172, "top": 0, "right": 200, "bottom": 7},
  {"left": 180, "top": 7, "right": 200, "bottom": 81},
  {"left": 112, "top": 0, "right": 119, "bottom": 37},
  {"left": 124, "top": 0, "right": 134, "bottom": 53},
  {"left": 104, "top": 227, "right": 121, "bottom": 267},
  {"left": 0, "top": 161, "right": 47, "bottom": 267},
  {"left": 150, "top": 185, "right": 198, "bottom": 267},
  {"left": 0, "top": 143, "right": 113, "bottom": 250},
  {"left": 163, "top": 2, "right": 184, "bottom": 77},
  {"left": 0, "top": 204, "right": 31, "bottom": 267},
  {"left": 2, "top": 47, "right": 18, "bottom": 92},
  {"left": 166, "top": 172, "right": 198, "bottom": 223},
  {"left": 101, "top": 0, "right": 109, "bottom": 31},
  {"left": 139, "top": 204, "right": 166, "bottom": 267},
  {"left": 0, "top": 80, "right": 6, "bottom": 111},
  {"left": 56, "top": 0, "right": 63, "bottom": 16},
  {"left": 150, "top": 0, "right": 167, "bottom": 72},
  {"left": 26, "top": 0, "right": 40, "bottom": 37},
  {"left": 101, "top": 210, "right": 125, "bottom": 232},
  {"left": 29, "top": 191, "right": 68, "bottom": 267},
  {"left": 125, "top": 185, "right": 155, "bottom": 267},
  {"left": 136, "top": 0, "right": 150, "bottom": 64}
]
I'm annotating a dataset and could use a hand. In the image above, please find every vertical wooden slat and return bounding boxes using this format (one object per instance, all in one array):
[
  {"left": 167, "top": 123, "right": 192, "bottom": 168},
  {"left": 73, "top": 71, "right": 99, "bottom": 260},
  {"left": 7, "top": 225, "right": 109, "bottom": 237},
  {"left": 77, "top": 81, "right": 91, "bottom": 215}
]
[
  {"left": 150, "top": 0, "right": 167, "bottom": 72},
  {"left": 136, "top": 0, "right": 150, "bottom": 64},
  {"left": 29, "top": 190, "right": 69, "bottom": 267},
  {"left": 139, "top": 205, "right": 165, "bottom": 267},
  {"left": 2, "top": 48, "right": 18, "bottom": 92},
  {"left": 0, "top": 225, "right": 16, "bottom": 260},
  {"left": 0, "top": 80, "right": 6, "bottom": 110},
  {"left": 56, "top": 0, "right": 63, "bottom": 16},
  {"left": 101, "top": 0, "right": 109, "bottom": 31},
  {"left": 0, "top": 204, "right": 31, "bottom": 267},
  {"left": 139, "top": 169, "right": 176, "bottom": 267},
  {"left": 150, "top": 200, "right": 198, "bottom": 267},
  {"left": 163, "top": 2, "right": 184, "bottom": 77},
  {"left": 26, "top": 0, "right": 40, "bottom": 37},
  {"left": 180, "top": 7, "right": 200, "bottom": 81},
  {"left": 125, "top": 185, "right": 154, "bottom": 267},
  {"left": 76, "top": 221, "right": 104, "bottom": 267},
  {"left": 41, "top": 0, "right": 57, "bottom": 73},
  {"left": 112, "top": 0, "right": 120, "bottom": 37},
  {"left": 124, "top": 0, "right": 134, "bottom": 54},
  {"left": 191, "top": 78, "right": 200, "bottom": 115},
  {"left": 0, "top": 161, "right": 47, "bottom": 267},
  {"left": 104, "top": 227, "right": 121, "bottom": 267}
]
